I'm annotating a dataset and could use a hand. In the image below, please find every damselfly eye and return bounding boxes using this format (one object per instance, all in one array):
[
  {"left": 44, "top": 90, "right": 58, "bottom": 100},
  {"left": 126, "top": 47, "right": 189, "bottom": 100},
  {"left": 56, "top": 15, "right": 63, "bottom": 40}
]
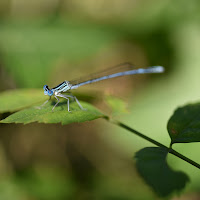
[{"left": 47, "top": 90, "right": 53, "bottom": 96}]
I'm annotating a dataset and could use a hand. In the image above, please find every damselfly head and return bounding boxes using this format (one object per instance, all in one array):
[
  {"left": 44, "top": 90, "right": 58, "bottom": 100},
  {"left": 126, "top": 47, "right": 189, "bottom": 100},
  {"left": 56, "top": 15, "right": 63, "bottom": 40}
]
[
  {"left": 43, "top": 85, "right": 48, "bottom": 90},
  {"left": 43, "top": 85, "right": 53, "bottom": 96}
]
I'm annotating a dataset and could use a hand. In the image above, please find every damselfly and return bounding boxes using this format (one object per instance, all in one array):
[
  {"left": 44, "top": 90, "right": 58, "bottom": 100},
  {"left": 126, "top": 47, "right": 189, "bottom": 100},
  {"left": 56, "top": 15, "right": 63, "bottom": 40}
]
[{"left": 41, "top": 63, "right": 164, "bottom": 112}]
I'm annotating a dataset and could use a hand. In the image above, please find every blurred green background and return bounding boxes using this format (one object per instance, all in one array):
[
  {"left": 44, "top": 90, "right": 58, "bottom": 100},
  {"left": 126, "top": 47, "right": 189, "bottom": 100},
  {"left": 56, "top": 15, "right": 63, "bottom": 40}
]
[{"left": 0, "top": 0, "right": 200, "bottom": 199}]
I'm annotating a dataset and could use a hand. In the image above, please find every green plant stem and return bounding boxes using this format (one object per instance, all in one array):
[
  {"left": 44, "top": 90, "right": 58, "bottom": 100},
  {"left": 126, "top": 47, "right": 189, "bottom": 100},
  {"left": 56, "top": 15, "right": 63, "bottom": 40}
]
[
  {"left": 109, "top": 119, "right": 200, "bottom": 169},
  {"left": 169, "top": 149, "right": 200, "bottom": 169}
]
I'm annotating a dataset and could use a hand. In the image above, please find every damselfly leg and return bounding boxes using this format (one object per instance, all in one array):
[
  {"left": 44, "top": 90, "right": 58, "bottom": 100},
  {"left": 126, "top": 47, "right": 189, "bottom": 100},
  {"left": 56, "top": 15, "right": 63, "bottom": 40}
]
[
  {"left": 36, "top": 97, "right": 51, "bottom": 109},
  {"left": 54, "top": 93, "right": 85, "bottom": 112},
  {"left": 52, "top": 96, "right": 60, "bottom": 111}
]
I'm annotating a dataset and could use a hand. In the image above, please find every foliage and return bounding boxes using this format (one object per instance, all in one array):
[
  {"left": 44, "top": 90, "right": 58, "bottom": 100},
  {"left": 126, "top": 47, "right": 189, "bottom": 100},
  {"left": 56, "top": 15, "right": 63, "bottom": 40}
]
[
  {"left": 0, "top": 89, "right": 200, "bottom": 197},
  {"left": 135, "top": 147, "right": 189, "bottom": 197},
  {"left": 1, "top": 1, "right": 200, "bottom": 198},
  {"left": 0, "top": 21, "right": 120, "bottom": 88},
  {"left": 168, "top": 103, "right": 200, "bottom": 144},
  {"left": 105, "top": 95, "right": 128, "bottom": 115},
  {"left": 0, "top": 89, "right": 46, "bottom": 113},
  {"left": 0, "top": 89, "right": 104, "bottom": 125}
]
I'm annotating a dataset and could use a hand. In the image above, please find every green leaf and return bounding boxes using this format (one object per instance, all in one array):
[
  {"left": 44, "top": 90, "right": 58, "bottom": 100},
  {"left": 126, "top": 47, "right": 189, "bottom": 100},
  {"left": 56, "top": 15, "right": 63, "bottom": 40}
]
[
  {"left": 0, "top": 89, "right": 46, "bottom": 113},
  {"left": 167, "top": 103, "right": 200, "bottom": 144},
  {"left": 105, "top": 95, "right": 128, "bottom": 115},
  {"left": 134, "top": 147, "right": 189, "bottom": 197},
  {"left": 0, "top": 100, "right": 105, "bottom": 125}
]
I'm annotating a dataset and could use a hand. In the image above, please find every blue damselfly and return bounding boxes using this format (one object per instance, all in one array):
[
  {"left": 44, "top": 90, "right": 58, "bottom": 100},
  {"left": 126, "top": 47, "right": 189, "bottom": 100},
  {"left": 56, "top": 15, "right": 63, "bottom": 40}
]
[{"left": 41, "top": 63, "right": 164, "bottom": 112}]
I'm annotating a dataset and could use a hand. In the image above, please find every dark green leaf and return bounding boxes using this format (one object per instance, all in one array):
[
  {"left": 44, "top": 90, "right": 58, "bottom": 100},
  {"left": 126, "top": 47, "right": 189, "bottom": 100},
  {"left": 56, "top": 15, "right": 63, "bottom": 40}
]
[
  {"left": 0, "top": 100, "right": 105, "bottom": 125},
  {"left": 134, "top": 147, "right": 189, "bottom": 197},
  {"left": 0, "top": 89, "right": 46, "bottom": 113},
  {"left": 167, "top": 103, "right": 200, "bottom": 143}
]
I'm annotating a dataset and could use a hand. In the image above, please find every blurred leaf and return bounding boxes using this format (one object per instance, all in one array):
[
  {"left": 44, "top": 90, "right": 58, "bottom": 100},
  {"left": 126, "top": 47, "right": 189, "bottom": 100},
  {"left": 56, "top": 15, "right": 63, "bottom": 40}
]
[
  {"left": 134, "top": 147, "right": 189, "bottom": 197},
  {"left": 15, "top": 166, "right": 75, "bottom": 200},
  {"left": 0, "top": 179, "right": 27, "bottom": 200},
  {"left": 0, "top": 89, "right": 46, "bottom": 113},
  {"left": 0, "top": 21, "right": 119, "bottom": 87},
  {"left": 0, "top": 99, "right": 105, "bottom": 125},
  {"left": 167, "top": 103, "right": 200, "bottom": 144},
  {"left": 105, "top": 95, "right": 128, "bottom": 115}
]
